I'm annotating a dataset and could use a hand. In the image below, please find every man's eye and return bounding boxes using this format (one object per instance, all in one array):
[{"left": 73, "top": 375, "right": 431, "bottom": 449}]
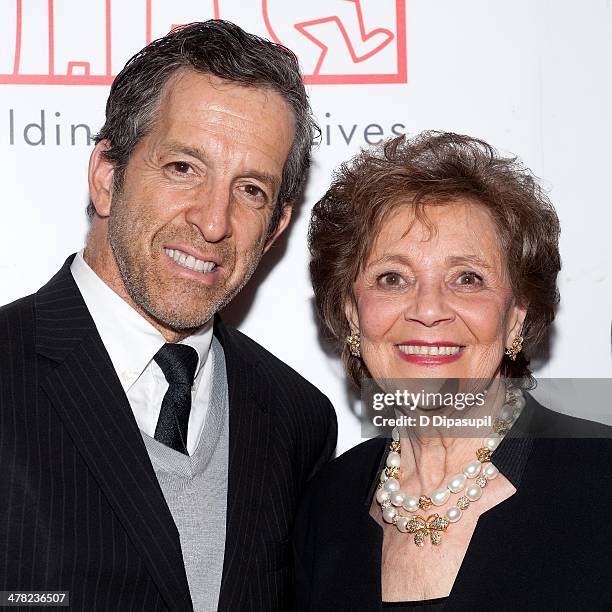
[
  {"left": 377, "top": 272, "right": 406, "bottom": 288},
  {"left": 167, "top": 161, "right": 193, "bottom": 174},
  {"left": 241, "top": 184, "right": 266, "bottom": 200},
  {"left": 457, "top": 271, "right": 483, "bottom": 286}
]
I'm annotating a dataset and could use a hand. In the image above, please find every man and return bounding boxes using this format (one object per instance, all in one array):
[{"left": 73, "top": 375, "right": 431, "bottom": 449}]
[{"left": 0, "top": 21, "right": 336, "bottom": 611}]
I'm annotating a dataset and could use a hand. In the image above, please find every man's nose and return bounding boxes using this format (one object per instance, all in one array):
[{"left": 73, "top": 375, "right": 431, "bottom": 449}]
[
  {"left": 184, "top": 184, "right": 233, "bottom": 243},
  {"left": 403, "top": 281, "right": 454, "bottom": 328}
]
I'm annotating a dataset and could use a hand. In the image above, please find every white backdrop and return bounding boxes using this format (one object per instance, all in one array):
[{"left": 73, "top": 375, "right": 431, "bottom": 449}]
[{"left": 2, "top": 1, "right": 611, "bottom": 454}]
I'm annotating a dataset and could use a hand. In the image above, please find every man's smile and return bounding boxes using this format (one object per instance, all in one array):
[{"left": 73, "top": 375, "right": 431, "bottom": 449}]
[{"left": 163, "top": 247, "right": 219, "bottom": 273}]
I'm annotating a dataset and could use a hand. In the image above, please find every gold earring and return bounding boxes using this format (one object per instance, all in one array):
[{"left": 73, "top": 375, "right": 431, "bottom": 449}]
[
  {"left": 505, "top": 335, "right": 523, "bottom": 361},
  {"left": 346, "top": 333, "right": 361, "bottom": 358}
]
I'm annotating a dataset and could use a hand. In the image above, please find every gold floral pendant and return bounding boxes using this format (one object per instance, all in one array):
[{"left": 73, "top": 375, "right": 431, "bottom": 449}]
[{"left": 407, "top": 513, "right": 450, "bottom": 547}]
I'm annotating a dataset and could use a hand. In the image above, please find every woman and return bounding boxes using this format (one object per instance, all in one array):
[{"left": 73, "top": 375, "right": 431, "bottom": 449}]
[{"left": 294, "top": 132, "right": 612, "bottom": 610}]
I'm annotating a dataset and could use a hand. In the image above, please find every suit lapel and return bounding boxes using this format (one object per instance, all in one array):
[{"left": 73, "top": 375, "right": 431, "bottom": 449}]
[
  {"left": 214, "top": 317, "right": 272, "bottom": 610},
  {"left": 36, "top": 257, "right": 193, "bottom": 612}
]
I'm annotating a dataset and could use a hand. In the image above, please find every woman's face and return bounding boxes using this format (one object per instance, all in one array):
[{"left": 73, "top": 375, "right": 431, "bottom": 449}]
[{"left": 348, "top": 200, "right": 526, "bottom": 382}]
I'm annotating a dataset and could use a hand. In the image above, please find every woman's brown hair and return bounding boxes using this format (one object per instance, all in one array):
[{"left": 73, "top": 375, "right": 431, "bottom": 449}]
[{"left": 308, "top": 132, "right": 561, "bottom": 387}]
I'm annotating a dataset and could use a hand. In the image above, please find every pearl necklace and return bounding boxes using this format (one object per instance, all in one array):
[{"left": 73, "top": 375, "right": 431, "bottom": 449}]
[{"left": 376, "top": 386, "right": 525, "bottom": 546}]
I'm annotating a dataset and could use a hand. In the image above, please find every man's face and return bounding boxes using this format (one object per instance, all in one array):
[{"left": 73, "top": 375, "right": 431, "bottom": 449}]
[{"left": 91, "top": 70, "right": 295, "bottom": 333}]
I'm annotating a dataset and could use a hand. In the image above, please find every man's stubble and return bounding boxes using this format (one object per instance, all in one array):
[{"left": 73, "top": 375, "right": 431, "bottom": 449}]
[{"left": 107, "top": 192, "right": 267, "bottom": 334}]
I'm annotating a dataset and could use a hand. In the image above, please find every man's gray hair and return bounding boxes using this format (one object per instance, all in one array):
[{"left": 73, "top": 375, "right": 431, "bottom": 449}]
[{"left": 90, "top": 20, "right": 319, "bottom": 234}]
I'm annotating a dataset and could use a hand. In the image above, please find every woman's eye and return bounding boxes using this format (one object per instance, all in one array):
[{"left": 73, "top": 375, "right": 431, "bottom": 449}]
[
  {"left": 456, "top": 271, "right": 483, "bottom": 286},
  {"left": 377, "top": 272, "right": 406, "bottom": 288}
]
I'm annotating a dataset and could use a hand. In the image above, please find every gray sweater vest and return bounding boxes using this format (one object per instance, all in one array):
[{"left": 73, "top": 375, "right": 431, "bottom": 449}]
[{"left": 141, "top": 336, "right": 229, "bottom": 612}]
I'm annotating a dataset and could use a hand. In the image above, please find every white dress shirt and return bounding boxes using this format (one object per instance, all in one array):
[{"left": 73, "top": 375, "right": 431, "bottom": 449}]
[{"left": 70, "top": 250, "right": 214, "bottom": 454}]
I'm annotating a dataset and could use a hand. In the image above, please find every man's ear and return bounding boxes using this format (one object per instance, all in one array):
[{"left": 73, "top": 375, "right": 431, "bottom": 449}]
[
  {"left": 88, "top": 140, "right": 115, "bottom": 218},
  {"left": 263, "top": 203, "right": 293, "bottom": 253}
]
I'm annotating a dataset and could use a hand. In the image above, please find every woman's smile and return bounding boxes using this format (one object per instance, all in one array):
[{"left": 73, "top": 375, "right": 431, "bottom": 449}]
[{"left": 395, "top": 341, "right": 465, "bottom": 365}]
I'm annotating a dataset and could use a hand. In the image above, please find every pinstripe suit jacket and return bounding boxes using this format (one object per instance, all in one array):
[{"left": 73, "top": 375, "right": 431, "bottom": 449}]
[{"left": 0, "top": 255, "right": 337, "bottom": 611}]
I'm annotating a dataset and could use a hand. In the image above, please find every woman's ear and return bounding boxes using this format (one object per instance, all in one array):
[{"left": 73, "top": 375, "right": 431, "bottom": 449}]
[
  {"left": 344, "top": 295, "right": 360, "bottom": 333},
  {"left": 506, "top": 302, "right": 528, "bottom": 347}
]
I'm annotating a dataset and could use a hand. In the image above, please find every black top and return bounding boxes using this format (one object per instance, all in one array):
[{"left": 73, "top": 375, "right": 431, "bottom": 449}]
[
  {"left": 382, "top": 596, "right": 448, "bottom": 610},
  {"left": 293, "top": 394, "right": 612, "bottom": 611}
]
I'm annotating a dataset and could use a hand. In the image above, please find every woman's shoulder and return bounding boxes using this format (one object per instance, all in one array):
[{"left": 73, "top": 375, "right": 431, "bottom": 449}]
[
  {"left": 302, "top": 436, "right": 387, "bottom": 503},
  {"left": 294, "top": 437, "right": 386, "bottom": 556},
  {"left": 522, "top": 397, "right": 612, "bottom": 483},
  {"left": 527, "top": 395, "right": 612, "bottom": 440},
  {"left": 331, "top": 436, "right": 388, "bottom": 471}
]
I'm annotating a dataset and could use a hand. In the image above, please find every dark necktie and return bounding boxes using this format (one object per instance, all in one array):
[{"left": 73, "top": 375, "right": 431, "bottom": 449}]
[{"left": 153, "top": 343, "right": 199, "bottom": 455}]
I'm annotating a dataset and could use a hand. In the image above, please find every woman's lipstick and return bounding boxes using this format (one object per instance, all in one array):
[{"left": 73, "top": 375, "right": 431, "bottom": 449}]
[{"left": 396, "top": 341, "right": 464, "bottom": 366}]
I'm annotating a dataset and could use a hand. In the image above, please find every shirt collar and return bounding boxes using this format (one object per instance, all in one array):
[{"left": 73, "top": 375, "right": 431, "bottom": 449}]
[{"left": 70, "top": 250, "right": 213, "bottom": 392}]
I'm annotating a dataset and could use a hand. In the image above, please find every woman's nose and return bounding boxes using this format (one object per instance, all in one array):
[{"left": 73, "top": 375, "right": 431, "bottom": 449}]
[{"left": 403, "top": 282, "right": 454, "bottom": 328}]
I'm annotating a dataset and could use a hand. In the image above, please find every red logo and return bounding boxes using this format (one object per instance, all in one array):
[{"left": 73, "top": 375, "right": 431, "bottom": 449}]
[{"left": 0, "top": 0, "right": 406, "bottom": 85}]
